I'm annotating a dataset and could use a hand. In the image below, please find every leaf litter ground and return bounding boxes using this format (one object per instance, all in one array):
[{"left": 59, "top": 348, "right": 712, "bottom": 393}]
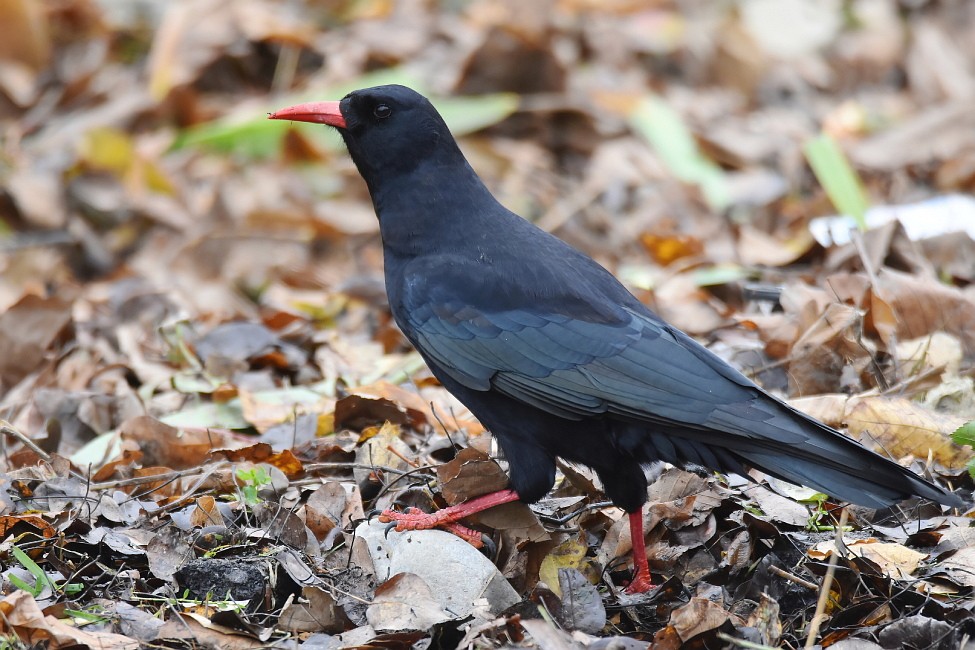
[{"left": 1, "top": 0, "right": 975, "bottom": 648}]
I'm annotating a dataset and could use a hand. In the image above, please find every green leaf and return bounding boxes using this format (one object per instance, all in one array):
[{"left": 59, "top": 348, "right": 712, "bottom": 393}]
[
  {"left": 11, "top": 546, "right": 50, "bottom": 596},
  {"left": 803, "top": 133, "right": 869, "bottom": 229},
  {"left": 171, "top": 67, "right": 518, "bottom": 159},
  {"left": 431, "top": 93, "right": 519, "bottom": 137},
  {"left": 628, "top": 95, "right": 729, "bottom": 210},
  {"left": 172, "top": 68, "right": 422, "bottom": 157},
  {"left": 691, "top": 263, "right": 754, "bottom": 287},
  {"left": 952, "top": 420, "right": 975, "bottom": 477},
  {"left": 161, "top": 399, "right": 250, "bottom": 430},
  {"left": 951, "top": 420, "right": 975, "bottom": 447},
  {"left": 64, "top": 609, "right": 111, "bottom": 624},
  {"left": 8, "top": 572, "right": 40, "bottom": 597}
]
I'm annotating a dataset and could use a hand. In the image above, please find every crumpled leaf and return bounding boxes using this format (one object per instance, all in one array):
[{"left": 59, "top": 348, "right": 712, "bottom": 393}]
[
  {"left": 790, "top": 393, "right": 971, "bottom": 471},
  {"left": 539, "top": 536, "right": 591, "bottom": 597},
  {"left": 669, "top": 597, "right": 742, "bottom": 642},
  {"left": 810, "top": 538, "right": 927, "bottom": 579},
  {"left": 557, "top": 568, "right": 606, "bottom": 634},
  {"left": 366, "top": 572, "right": 453, "bottom": 631},
  {"left": 0, "top": 590, "right": 139, "bottom": 650}
]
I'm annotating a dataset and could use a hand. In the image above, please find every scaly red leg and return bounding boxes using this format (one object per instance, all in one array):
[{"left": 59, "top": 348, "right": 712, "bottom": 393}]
[
  {"left": 378, "top": 488, "right": 521, "bottom": 546},
  {"left": 625, "top": 509, "right": 653, "bottom": 593}
]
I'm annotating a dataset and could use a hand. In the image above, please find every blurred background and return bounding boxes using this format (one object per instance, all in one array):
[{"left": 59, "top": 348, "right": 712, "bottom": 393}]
[{"left": 2, "top": 0, "right": 975, "bottom": 452}]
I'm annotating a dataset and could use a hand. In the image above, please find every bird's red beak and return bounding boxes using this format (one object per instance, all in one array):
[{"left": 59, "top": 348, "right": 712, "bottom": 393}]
[{"left": 268, "top": 101, "right": 346, "bottom": 128}]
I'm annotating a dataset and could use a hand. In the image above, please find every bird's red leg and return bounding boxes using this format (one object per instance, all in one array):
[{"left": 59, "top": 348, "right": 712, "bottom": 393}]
[
  {"left": 625, "top": 509, "right": 653, "bottom": 593},
  {"left": 378, "top": 488, "right": 521, "bottom": 546}
]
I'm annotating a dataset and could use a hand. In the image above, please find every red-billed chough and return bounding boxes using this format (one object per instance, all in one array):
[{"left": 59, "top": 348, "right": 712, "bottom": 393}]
[{"left": 270, "top": 85, "right": 962, "bottom": 593}]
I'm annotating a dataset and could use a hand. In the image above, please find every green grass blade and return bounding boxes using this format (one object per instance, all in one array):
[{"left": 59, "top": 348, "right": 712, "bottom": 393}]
[
  {"left": 628, "top": 95, "right": 729, "bottom": 210},
  {"left": 172, "top": 67, "right": 518, "bottom": 159},
  {"left": 803, "top": 133, "right": 869, "bottom": 229}
]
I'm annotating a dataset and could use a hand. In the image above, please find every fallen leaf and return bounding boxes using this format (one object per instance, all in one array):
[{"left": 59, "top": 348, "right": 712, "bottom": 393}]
[
  {"left": 810, "top": 538, "right": 927, "bottom": 579},
  {"left": 437, "top": 447, "right": 510, "bottom": 504},
  {"left": 669, "top": 597, "right": 741, "bottom": 642},
  {"left": 557, "top": 568, "right": 606, "bottom": 634},
  {"left": 367, "top": 573, "right": 452, "bottom": 631},
  {"left": 0, "top": 590, "right": 139, "bottom": 650},
  {"left": 0, "top": 293, "right": 73, "bottom": 390},
  {"left": 539, "top": 536, "right": 591, "bottom": 596},
  {"left": 789, "top": 393, "right": 971, "bottom": 471}
]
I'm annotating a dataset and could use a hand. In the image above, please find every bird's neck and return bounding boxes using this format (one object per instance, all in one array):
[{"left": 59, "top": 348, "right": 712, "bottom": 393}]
[{"left": 370, "top": 159, "right": 501, "bottom": 259}]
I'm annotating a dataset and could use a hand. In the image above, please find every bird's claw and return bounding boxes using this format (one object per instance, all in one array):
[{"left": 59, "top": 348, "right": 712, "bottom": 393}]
[{"left": 479, "top": 533, "right": 497, "bottom": 559}]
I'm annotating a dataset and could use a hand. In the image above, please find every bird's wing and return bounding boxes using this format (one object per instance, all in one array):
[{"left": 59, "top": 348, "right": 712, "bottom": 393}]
[
  {"left": 400, "top": 262, "right": 760, "bottom": 428},
  {"left": 397, "top": 256, "right": 962, "bottom": 508}
]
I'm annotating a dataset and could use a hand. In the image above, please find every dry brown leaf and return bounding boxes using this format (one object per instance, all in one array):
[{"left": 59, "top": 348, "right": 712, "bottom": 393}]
[
  {"left": 789, "top": 394, "right": 971, "bottom": 471},
  {"left": 146, "top": 0, "right": 237, "bottom": 100},
  {"left": 895, "top": 332, "right": 963, "bottom": 378},
  {"left": 810, "top": 538, "right": 927, "bottom": 579},
  {"left": 929, "top": 547, "right": 975, "bottom": 588},
  {"left": 0, "top": 293, "right": 73, "bottom": 390},
  {"left": 121, "top": 416, "right": 230, "bottom": 469},
  {"left": 654, "top": 274, "right": 727, "bottom": 335},
  {"left": 745, "top": 593, "right": 782, "bottom": 647},
  {"left": 189, "top": 495, "right": 224, "bottom": 528},
  {"left": 669, "top": 597, "right": 742, "bottom": 642},
  {"left": 437, "top": 447, "right": 510, "bottom": 504},
  {"left": 367, "top": 573, "right": 451, "bottom": 631},
  {"left": 0, "top": 0, "right": 50, "bottom": 70},
  {"left": 640, "top": 232, "right": 703, "bottom": 266},
  {"left": 302, "top": 481, "right": 363, "bottom": 544},
  {"left": 845, "top": 397, "right": 969, "bottom": 470},
  {"left": 788, "top": 302, "right": 869, "bottom": 395},
  {"left": 278, "top": 585, "right": 349, "bottom": 633},
  {"left": 870, "top": 269, "right": 975, "bottom": 355},
  {"left": 737, "top": 225, "right": 815, "bottom": 267},
  {"left": 851, "top": 102, "right": 975, "bottom": 171},
  {"left": 0, "top": 590, "right": 139, "bottom": 650},
  {"left": 353, "top": 421, "right": 414, "bottom": 490},
  {"left": 351, "top": 380, "right": 484, "bottom": 434}
]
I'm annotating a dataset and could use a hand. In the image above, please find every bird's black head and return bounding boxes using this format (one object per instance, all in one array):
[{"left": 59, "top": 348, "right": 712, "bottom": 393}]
[{"left": 270, "top": 84, "right": 464, "bottom": 186}]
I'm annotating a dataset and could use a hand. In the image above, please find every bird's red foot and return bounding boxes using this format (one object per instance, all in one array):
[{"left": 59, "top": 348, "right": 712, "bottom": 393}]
[
  {"left": 624, "top": 510, "right": 653, "bottom": 593},
  {"left": 378, "top": 506, "right": 485, "bottom": 546},
  {"left": 624, "top": 565, "right": 654, "bottom": 594},
  {"left": 377, "top": 489, "right": 521, "bottom": 547}
]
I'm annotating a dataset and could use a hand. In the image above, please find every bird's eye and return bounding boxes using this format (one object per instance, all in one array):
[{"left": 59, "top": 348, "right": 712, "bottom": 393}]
[{"left": 373, "top": 104, "right": 392, "bottom": 119}]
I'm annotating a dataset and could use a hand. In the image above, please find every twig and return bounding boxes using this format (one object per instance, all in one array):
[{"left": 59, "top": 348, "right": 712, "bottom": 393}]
[
  {"left": 769, "top": 565, "right": 818, "bottom": 591},
  {"left": 303, "top": 461, "right": 420, "bottom": 476},
  {"left": 385, "top": 445, "right": 420, "bottom": 468},
  {"left": 717, "top": 632, "right": 779, "bottom": 650},
  {"left": 89, "top": 467, "right": 211, "bottom": 491},
  {"left": 1, "top": 421, "right": 53, "bottom": 463},
  {"left": 1, "top": 420, "right": 89, "bottom": 483},
  {"left": 804, "top": 508, "right": 850, "bottom": 648}
]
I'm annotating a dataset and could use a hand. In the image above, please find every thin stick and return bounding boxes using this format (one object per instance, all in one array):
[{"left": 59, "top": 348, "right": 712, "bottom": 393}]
[
  {"left": 804, "top": 508, "right": 849, "bottom": 648},
  {"left": 1, "top": 421, "right": 53, "bottom": 463},
  {"left": 769, "top": 564, "right": 818, "bottom": 591},
  {"left": 1, "top": 421, "right": 89, "bottom": 483},
  {"left": 90, "top": 467, "right": 209, "bottom": 491},
  {"left": 302, "top": 461, "right": 419, "bottom": 476},
  {"left": 717, "top": 632, "right": 779, "bottom": 650}
]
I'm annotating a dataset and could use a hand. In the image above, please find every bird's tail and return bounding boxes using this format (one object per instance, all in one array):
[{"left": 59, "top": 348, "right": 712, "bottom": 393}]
[{"left": 640, "top": 395, "right": 962, "bottom": 509}]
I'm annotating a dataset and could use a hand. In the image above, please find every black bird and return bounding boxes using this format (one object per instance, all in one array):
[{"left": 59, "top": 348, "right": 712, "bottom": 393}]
[{"left": 270, "top": 85, "right": 962, "bottom": 592}]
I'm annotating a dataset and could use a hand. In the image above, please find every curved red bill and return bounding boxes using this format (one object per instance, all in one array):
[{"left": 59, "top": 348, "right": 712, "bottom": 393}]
[{"left": 268, "top": 101, "right": 346, "bottom": 128}]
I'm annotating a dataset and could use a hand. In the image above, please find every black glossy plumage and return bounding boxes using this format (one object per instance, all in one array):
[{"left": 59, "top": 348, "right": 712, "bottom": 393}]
[{"left": 331, "top": 85, "right": 961, "bottom": 512}]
